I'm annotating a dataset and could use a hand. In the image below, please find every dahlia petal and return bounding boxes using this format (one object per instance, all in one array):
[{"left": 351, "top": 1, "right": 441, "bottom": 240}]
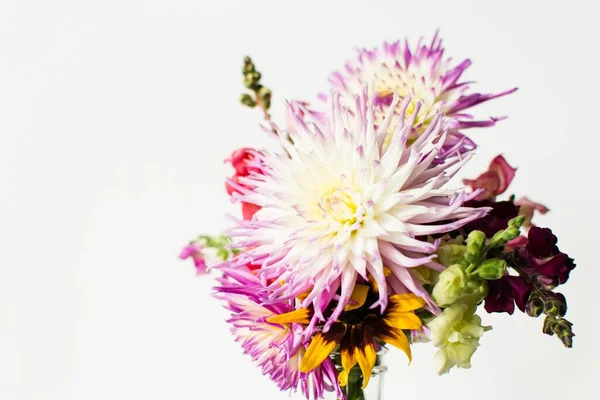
[
  {"left": 380, "top": 241, "right": 436, "bottom": 268},
  {"left": 388, "top": 264, "right": 440, "bottom": 314},
  {"left": 226, "top": 87, "right": 487, "bottom": 328}
]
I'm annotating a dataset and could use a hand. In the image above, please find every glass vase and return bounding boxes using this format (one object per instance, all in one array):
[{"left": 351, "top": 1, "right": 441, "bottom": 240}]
[{"left": 330, "top": 348, "right": 387, "bottom": 400}]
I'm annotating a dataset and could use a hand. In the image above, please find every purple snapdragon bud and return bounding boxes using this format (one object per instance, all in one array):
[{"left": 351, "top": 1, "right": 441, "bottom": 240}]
[
  {"left": 543, "top": 292, "right": 567, "bottom": 317},
  {"left": 543, "top": 315, "right": 574, "bottom": 348},
  {"left": 525, "top": 294, "right": 544, "bottom": 318}
]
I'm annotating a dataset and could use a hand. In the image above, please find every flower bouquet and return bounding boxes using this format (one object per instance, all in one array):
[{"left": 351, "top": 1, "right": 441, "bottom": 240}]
[{"left": 180, "top": 33, "right": 576, "bottom": 399}]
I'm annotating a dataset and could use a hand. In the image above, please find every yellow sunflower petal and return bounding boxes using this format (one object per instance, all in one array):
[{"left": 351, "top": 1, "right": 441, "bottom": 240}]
[
  {"left": 344, "top": 284, "right": 370, "bottom": 311},
  {"left": 266, "top": 308, "right": 311, "bottom": 325},
  {"left": 300, "top": 332, "right": 338, "bottom": 373},
  {"left": 389, "top": 293, "right": 426, "bottom": 312},
  {"left": 385, "top": 311, "right": 423, "bottom": 331},
  {"left": 338, "top": 349, "right": 357, "bottom": 387},
  {"left": 380, "top": 329, "right": 412, "bottom": 363},
  {"left": 355, "top": 343, "right": 377, "bottom": 389}
]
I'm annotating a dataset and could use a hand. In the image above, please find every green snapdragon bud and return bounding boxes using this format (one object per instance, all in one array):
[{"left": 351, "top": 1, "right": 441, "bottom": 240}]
[
  {"left": 489, "top": 227, "right": 518, "bottom": 247},
  {"left": 240, "top": 93, "right": 256, "bottom": 107},
  {"left": 509, "top": 215, "right": 525, "bottom": 227},
  {"left": 465, "top": 231, "right": 486, "bottom": 263},
  {"left": 242, "top": 56, "right": 255, "bottom": 73},
  {"left": 257, "top": 86, "right": 271, "bottom": 109},
  {"left": 240, "top": 56, "right": 273, "bottom": 114},
  {"left": 473, "top": 258, "right": 507, "bottom": 280},
  {"left": 489, "top": 216, "right": 525, "bottom": 248},
  {"left": 244, "top": 72, "right": 262, "bottom": 89}
]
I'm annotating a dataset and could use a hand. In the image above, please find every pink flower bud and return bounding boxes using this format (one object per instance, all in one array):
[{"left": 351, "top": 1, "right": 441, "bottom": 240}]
[{"left": 179, "top": 243, "right": 208, "bottom": 274}]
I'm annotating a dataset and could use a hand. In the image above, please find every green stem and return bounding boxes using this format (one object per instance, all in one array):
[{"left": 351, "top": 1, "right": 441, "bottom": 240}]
[{"left": 341, "top": 367, "right": 366, "bottom": 400}]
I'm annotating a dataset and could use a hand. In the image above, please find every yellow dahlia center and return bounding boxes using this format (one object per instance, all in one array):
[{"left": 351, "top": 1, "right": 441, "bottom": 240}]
[
  {"left": 320, "top": 188, "right": 357, "bottom": 224},
  {"left": 405, "top": 97, "right": 417, "bottom": 116}
]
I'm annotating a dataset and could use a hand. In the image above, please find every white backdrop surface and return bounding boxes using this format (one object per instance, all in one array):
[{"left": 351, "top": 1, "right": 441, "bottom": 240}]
[{"left": 1, "top": 1, "right": 599, "bottom": 399}]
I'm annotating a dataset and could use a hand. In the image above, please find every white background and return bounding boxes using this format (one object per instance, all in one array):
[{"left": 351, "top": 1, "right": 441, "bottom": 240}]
[{"left": 1, "top": 1, "right": 599, "bottom": 399}]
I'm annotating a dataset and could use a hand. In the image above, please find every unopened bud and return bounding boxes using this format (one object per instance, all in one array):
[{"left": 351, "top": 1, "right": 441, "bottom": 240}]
[
  {"left": 465, "top": 231, "right": 486, "bottom": 262},
  {"left": 243, "top": 56, "right": 255, "bottom": 73},
  {"left": 525, "top": 294, "right": 544, "bottom": 318},
  {"left": 258, "top": 87, "right": 271, "bottom": 109},
  {"left": 490, "top": 226, "right": 521, "bottom": 248},
  {"left": 508, "top": 215, "right": 525, "bottom": 228},
  {"left": 542, "top": 315, "right": 557, "bottom": 335},
  {"left": 544, "top": 292, "right": 567, "bottom": 317},
  {"left": 554, "top": 319, "right": 574, "bottom": 348},
  {"left": 244, "top": 71, "right": 262, "bottom": 89},
  {"left": 559, "top": 332, "right": 574, "bottom": 348},
  {"left": 240, "top": 93, "right": 256, "bottom": 107},
  {"left": 473, "top": 258, "right": 507, "bottom": 280}
]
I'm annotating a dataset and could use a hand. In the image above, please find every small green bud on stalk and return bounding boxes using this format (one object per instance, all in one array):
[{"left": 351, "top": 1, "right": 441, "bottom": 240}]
[
  {"left": 473, "top": 258, "right": 507, "bottom": 280},
  {"left": 240, "top": 93, "right": 256, "bottom": 107},
  {"left": 509, "top": 215, "right": 525, "bottom": 227},
  {"left": 243, "top": 56, "right": 255, "bottom": 73},
  {"left": 244, "top": 72, "right": 262, "bottom": 89},
  {"left": 258, "top": 87, "right": 272, "bottom": 110},
  {"left": 489, "top": 227, "right": 519, "bottom": 247},
  {"left": 489, "top": 216, "right": 525, "bottom": 248},
  {"left": 465, "top": 231, "right": 486, "bottom": 263}
]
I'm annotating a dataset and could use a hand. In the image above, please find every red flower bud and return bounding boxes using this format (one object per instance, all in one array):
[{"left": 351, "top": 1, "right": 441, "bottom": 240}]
[{"left": 228, "top": 147, "right": 262, "bottom": 176}]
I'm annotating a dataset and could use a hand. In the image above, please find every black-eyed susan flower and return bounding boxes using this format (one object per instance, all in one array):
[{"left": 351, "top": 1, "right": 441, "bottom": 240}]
[{"left": 269, "top": 284, "right": 425, "bottom": 389}]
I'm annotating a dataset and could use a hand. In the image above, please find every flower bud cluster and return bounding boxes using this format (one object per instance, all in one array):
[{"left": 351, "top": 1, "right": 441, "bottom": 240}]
[{"left": 240, "top": 56, "right": 272, "bottom": 110}]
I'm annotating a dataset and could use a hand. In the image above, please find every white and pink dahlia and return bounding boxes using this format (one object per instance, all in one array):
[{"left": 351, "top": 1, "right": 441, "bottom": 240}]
[
  {"left": 224, "top": 89, "right": 488, "bottom": 329},
  {"left": 328, "top": 32, "right": 516, "bottom": 139},
  {"left": 215, "top": 267, "right": 339, "bottom": 399}
]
